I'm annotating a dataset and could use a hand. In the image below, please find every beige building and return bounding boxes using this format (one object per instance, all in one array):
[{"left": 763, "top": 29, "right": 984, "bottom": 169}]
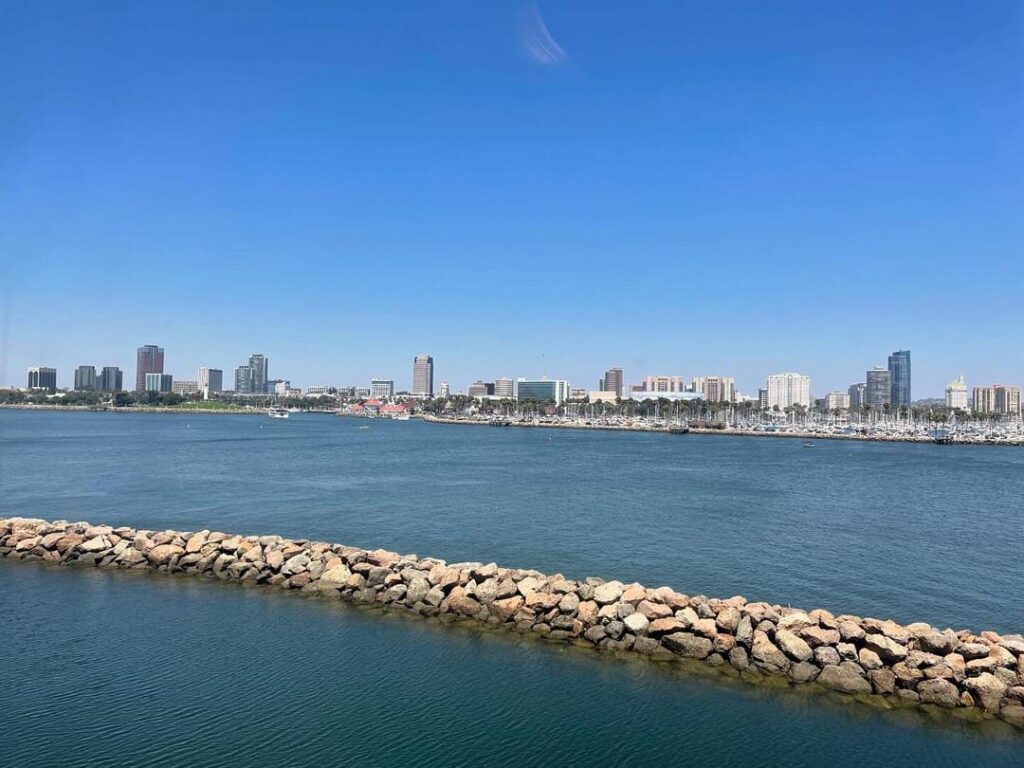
[
  {"left": 766, "top": 372, "right": 812, "bottom": 410},
  {"left": 974, "top": 384, "right": 1021, "bottom": 416},
  {"left": 945, "top": 374, "right": 968, "bottom": 410},
  {"left": 825, "top": 391, "right": 850, "bottom": 411},
  {"left": 641, "top": 375, "right": 686, "bottom": 393},
  {"left": 588, "top": 390, "right": 619, "bottom": 404}
]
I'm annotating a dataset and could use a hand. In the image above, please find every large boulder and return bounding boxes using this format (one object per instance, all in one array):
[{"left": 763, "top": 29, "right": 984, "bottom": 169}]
[
  {"left": 917, "top": 679, "right": 960, "bottom": 708},
  {"left": 776, "top": 629, "right": 814, "bottom": 662},
  {"left": 662, "top": 632, "right": 713, "bottom": 659},
  {"left": 593, "top": 581, "right": 624, "bottom": 605},
  {"left": 146, "top": 544, "right": 184, "bottom": 566},
  {"left": 752, "top": 631, "right": 790, "bottom": 673},
  {"left": 318, "top": 565, "right": 352, "bottom": 588},
  {"left": 964, "top": 673, "right": 1007, "bottom": 713},
  {"left": 862, "top": 633, "right": 908, "bottom": 663},
  {"left": 817, "top": 662, "right": 872, "bottom": 694}
]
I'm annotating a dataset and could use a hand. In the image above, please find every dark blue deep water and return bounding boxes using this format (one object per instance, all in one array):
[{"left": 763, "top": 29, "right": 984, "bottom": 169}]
[{"left": 1, "top": 410, "right": 1022, "bottom": 765}]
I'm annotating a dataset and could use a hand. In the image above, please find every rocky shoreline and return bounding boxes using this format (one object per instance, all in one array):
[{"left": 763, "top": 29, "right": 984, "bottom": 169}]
[{"left": 3, "top": 516, "right": 1023, "bottom": 731}]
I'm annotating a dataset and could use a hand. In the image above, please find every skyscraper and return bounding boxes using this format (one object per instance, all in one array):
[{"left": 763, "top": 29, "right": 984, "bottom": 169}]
[
  {"left": 848, "top": 383, "right": 867, "bottom": 409},
  {"left": 235, "top": 365, "right": 255, "bottom": 394},
  {"left": 865, "top": 367, "right": 892, "bottom": 409},
  {"left": 27, "top": 367, "right": 57, "bottom": 392},
  {"left": 600, "top": 367, "right": 624, "bottom": 398},
  {"left": 888, "top": 350, "right": 911, "bottom": 408},
  {"left": 74, "top": 365, "right": 97, "bottom": 391},
  {"left": 412, "top": 355, "right": 434, "bottom": 396},
  {"left": 765, "top": 373, "right": 811, "bottom": 410},
  {"left": 99, "top": 367, "right": 123, "bottom": 392},
  {"left": 136, "top": 345, "right": 164, "bottom": 392},
  {"left": 248, "top": 354, "right": 268, "bottom": 394}
]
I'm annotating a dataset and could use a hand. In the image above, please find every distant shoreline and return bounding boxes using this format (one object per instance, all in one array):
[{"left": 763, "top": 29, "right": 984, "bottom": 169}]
[
  {"left": 419, "top": 414, "right": 1024, "bottom": 447},
  {"left": 0, "top": 403, "right": 258, "bottom": 416}
]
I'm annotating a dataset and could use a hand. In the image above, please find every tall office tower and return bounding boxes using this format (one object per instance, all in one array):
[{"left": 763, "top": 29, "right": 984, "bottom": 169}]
[
  {"left": 98, "top": 367, "right": 123, "bottom": 392},
  {"left": 600, "top": 367, "right": 624, "bottom": 398},
  {"left": 136, "top": 345, "right": 164, "bottom": 392},
  {"left": 758, "top": 388, "right": 769, "bottom": 410},
  {"left": 248, "top": 354, "right": 268, "bottom": 394},
  {"left": 145, "top": 373, "right": 173, "bottom": 393},
  {"left": 945, "top": 374, "right": 968, "bottom": 410},
  {"left": 74, "top": 365, "right": 97, "bottom": 391},
  {"left": 865, "top": 367, "right": 892, "bottom": 408},
  {"left": 198, "top": 367, "right": 224, "bottom": 399},
  {"left": 27, "top": 367, "right": 58, "bottom": 392},
  {"left": 370, "top": 379, "right": 395, "bottom": 399},
  {"left": 493, "top": 377, "right": 514, "bottom": 398},
  {"left": 642, "top": 375, "right": 686, "bottom": 393},
  {"left": 765, "top": 372, "right": 812, "bottom": 410},
  {"left": 888, "top": 350, "right": 911, "bottom": 407},
  {"left": 412, "top": 355, "right": 434, "bottom": 396},
  {"left": 848, "top": 382, "right": 866, "bottom": 409}
]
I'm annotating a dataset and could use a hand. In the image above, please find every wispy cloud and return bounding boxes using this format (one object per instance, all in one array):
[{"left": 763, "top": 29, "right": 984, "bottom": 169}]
[{"left": 520, "top": 3, "right": 567, "bottom": 65}]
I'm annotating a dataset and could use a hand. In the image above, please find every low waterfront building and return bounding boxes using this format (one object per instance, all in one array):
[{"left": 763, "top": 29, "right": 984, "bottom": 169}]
[
  {"left": 74, "top": 365, "right": 97, "bottom": 391},
  {"left": 467, "top": 380, "right": 495, "bottom": 398},
  {"left": 27, "top": 367, "right": 57, "bottom": 392},
  {"left": 145, "top": 373, "right": 173, "bottom": 393},
  {"left": 825, "top": 391, "right": 850, "bottom": 411},
  {"left": 98, "top": 367, "right": 123, "bottom": 392},
  {"left": 588, "top": 390, "right": 618, "bottom": 403},
  {"left": 172, "top": 380, "right": 199, "bottom": 396},
  {"left": 370, "top": 379, "right": 394, "bottom": 399},
  {"left": 628, "top": 390, "right": 701, "bottom": 402},
  {"left": 945, "top": 374, "right": 968, "bottom": 410},
  {"left": 766, "top": 372, "right": 811, "bottom": 410},
  {"left": 516, "top": 378, "right": 570, "bottom": 404}
]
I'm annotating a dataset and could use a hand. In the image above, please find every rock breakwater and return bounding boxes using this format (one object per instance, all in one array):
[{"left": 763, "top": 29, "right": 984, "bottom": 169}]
[{"left": 3, "top": 516, "right": 1023, "bottom": 730}]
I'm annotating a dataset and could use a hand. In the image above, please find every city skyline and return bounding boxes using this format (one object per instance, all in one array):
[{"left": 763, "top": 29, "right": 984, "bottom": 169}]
[{"left": 3, "top": 3, "right": 1021, "bottom": 399}]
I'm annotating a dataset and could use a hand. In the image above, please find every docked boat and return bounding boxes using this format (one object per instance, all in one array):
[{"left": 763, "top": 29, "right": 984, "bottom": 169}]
[{"left": 268, "top": 407, "right": 289, "bottom": 419}]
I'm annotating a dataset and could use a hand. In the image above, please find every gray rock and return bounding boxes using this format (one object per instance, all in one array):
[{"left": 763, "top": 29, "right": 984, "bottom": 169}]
[
  {"left": 965, "top": 673, "right": 1007, "bottom": 713},
  {"left": 624, "top": 613, "right": 650, "bottom": 635},
  {"left": 918, "top": 630, "right": 957, "bottom": 655},
  {"left": 917, "top": 678, "right": 960, "bottom": 708},
  {"left": 728, "top": 646, "right": 750, "bottom": 670},
  {"left": 662, "top": 632, "right": 713, "bottom": 659},
  {"left": 606, "top": 620, "right": 625, "bottom": 640},
  {"left": 814, "top": 646, "right": 841, "bottom": 667},
  {"left": 862, "top": 633, "right": 908, "bottom": 663},
  {"left": 775, "top": 629, "right": 814, "bottom": 662},
  {"left": 817, "top": 662, "right": 872, "bottom": 695},
  {"left": 789, "top": 661, "right": 821, "bottom": 684},
  {"left": 735, "top": 615, "right": 754, "bottom": 646},
  {"left": 752, "top": 631, "right": 790, "bottom": 673}
]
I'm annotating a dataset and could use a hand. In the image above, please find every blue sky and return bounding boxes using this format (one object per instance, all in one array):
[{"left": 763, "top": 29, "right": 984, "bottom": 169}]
[{"left": 2, "top": 1, "right": 1021, "bottom": 396}]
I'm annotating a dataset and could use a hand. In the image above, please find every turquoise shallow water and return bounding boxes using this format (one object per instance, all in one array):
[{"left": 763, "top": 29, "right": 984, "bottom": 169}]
[{"left": 1, "top": 410, "right": 1022, "bottom": 765}]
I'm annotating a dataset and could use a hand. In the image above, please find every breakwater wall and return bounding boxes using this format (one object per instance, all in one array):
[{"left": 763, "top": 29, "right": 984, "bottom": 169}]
[{"left": 3, "top": 517, "right": 1023, "bottom": 730}]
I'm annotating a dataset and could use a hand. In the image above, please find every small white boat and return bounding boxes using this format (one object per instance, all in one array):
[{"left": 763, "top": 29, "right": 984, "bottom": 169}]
[{"left": 268, "top": 407, "right": 289, "bottom": 419}]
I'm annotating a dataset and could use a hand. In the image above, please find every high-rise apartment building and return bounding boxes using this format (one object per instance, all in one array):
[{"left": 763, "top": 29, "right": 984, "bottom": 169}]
[
  {"left": 494, "top": 378, "right": 514, "bottom": 398},
  {"left": 27, "top": 367, "right": 57, "bottom": 392},
  {"left": 865, "top": 367, "right": 892, "bottom": 409},
  {"left": 848, "top": 383, "right": 866, "bottom": 409},
  {"left": 145, "top": 373, "right": 173, "bottom": 393},
  {"left": 412, "top": 355, "right": 434, "bottom": 396},
  {"left": 888, "top": 350, "right": 911, "bottom": 408},
  {"left": 248, "top": 354, "right": 268, "bottom": 394},
  {"left": 516, "top": 378, "right": 570, "bottom": 404},
  {"left": 698, "top": 376, "right": 736, "bottom": 403},
  {"left": 74, "top": 365, "right": 97, "bottom": 391},
  {"left": 642, "top": 375, "right": 686, "bottom": 393},
  {"left": 198, "top": 367, "right": 223, "bottom": 399},
  {"left": 974, "top": 385, "right": 1022, "bottom": 417},
  {"left": 98, "top": 367, "right": 123, "bottom": 392},
  {"left": 945, "top": 375, "right": 968, "bottom": 410},
  {"left": 136, "top": 345, "right": 164, "bottom": 392},
  {"left": 370, "top": 379, "right": 394, "bottom": 399},
  {"left": 766, "top": 373, "right": 811, "bottom": 410},
  {"left": 600, "top": 367, "right": 624, "bottom": 398}
]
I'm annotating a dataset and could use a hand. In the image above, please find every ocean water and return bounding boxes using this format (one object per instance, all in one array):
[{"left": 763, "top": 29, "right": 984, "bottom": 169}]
[{"left": 1, "top": 410, "right": 1022, "bottom": 765}]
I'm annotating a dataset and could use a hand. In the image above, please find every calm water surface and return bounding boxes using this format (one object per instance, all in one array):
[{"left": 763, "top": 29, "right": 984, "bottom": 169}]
[{"left": 1, "top": 410, "right": 1022, "bottom": 765}]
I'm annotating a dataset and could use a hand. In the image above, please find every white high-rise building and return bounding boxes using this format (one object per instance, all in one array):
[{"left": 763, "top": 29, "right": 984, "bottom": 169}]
[
  {"left": 825, "top": 391, "right": 850, "bottom": 411},
  {"left": 494, "top": 378, "right": 514, "bottom": 398},
  {"left": 370, "top": 379, "right": 394, "bottom": 399},
  {"left": 766, "top": 372, "right": 812, "bottom": 410},
  {"left": 945, "top": 374, "right": 968, "bottom": 410}
]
